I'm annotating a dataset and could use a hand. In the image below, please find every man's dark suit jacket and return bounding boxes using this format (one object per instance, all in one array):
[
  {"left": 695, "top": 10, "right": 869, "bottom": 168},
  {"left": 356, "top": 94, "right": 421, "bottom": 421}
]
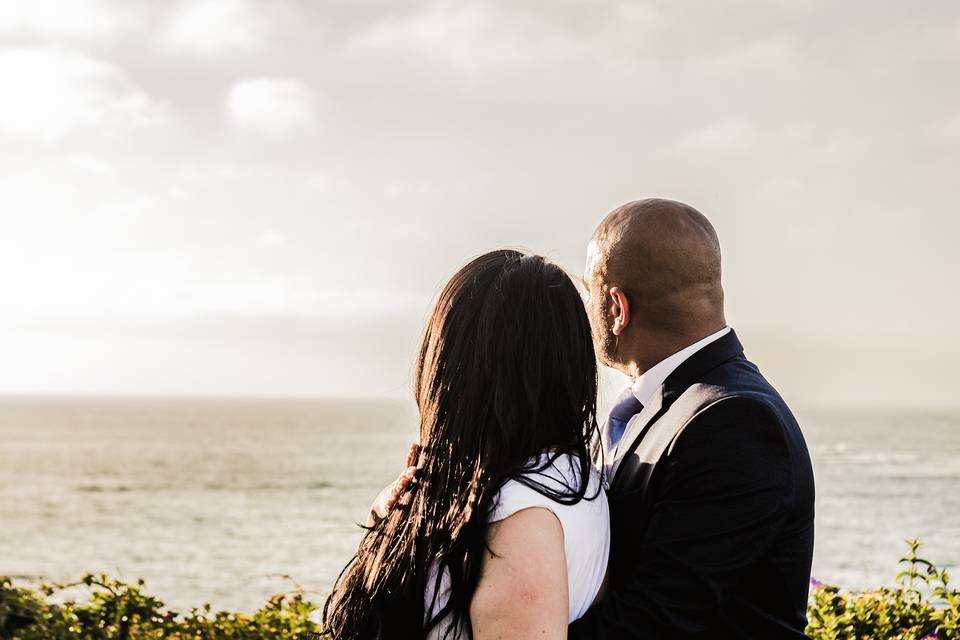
[{"left": 569, "top": 329, "right": 815, "bottom": 639}]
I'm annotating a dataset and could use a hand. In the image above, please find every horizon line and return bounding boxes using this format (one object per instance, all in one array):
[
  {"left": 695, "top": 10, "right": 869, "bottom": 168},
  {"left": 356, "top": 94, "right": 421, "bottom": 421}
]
[{"left": 0, "top": 391, "right": 958, "bottom": 414}]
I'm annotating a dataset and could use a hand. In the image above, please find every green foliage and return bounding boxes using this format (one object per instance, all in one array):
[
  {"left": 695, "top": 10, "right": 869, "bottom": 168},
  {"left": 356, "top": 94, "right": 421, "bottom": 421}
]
[
  {"left": 0, "top": 574, "right": 325, "bottom": 639},
  {"left": 1, "top": 540, "right": 956, "bottom": 639},
  {"left": 807, "top": 540, "right": 959, "bottom": 640}
]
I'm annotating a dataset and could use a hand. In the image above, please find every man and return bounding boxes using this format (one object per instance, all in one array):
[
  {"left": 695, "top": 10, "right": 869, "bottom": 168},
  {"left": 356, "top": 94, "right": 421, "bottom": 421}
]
[
  {"left": 570, "top": 198, "right": 814, "bottom": 638},
  {"left": 377, "top": 198, "right": 815, "bottom": 638}
]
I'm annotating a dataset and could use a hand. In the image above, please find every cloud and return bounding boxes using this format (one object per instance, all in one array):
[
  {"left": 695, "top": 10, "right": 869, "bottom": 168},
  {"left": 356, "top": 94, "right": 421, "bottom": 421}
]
[
  {"left": 347, "top": 4, "right": 586, "bottom": 73},
  {"left": 350, "top": 5, "right": 514, "bottom": 70},
  {"left": 68, "top": 153, "right": 117, "bottom": 178},
  {"left": 0, "top": 46, "right": 164, "bottom": 139},
  {"left": 227, "top": 78, "right": 318, "bottom": 134},
  {"left": 161, "top": 0, "right": 264, "bottom": 55},
  {"left": 0, "top": 0, "right": 125, "bottom": 40},
  {"left": 675, "top": 119, "right": 758, "bottom": 153},
  {"left": 695, "top": 35, "right": 798, "bottom": 73}
]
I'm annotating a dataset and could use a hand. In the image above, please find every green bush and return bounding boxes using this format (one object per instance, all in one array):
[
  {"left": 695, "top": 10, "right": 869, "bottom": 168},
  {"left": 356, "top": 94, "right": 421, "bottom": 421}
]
[
  {"left": 807, "top": 540, "right": 959, "bottom": 640},
  {"left": 0, "top": 574, "right": 324, "bottom": 639},
  {"left": 2, "top": 540, "right": 956, "bottom": 639}
]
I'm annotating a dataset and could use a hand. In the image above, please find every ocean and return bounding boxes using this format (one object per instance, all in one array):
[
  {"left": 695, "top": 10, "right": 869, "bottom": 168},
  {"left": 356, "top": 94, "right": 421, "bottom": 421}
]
[{"left": 1, "top": 397, "right": 958, "bottom": 612}]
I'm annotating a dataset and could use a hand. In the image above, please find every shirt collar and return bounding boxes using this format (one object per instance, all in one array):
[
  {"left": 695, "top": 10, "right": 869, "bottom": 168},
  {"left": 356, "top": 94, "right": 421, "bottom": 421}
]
[{"left": 631, "top": 326, "right": 732, "bottom": 406}]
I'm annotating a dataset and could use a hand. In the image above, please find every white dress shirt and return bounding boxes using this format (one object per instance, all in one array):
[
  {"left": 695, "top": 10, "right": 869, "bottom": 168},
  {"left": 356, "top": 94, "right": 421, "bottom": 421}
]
[
  {"left": 630, "top": 326, "right": 732, "bottom": 406},
  {"left": 605, "top": 327, "right": 732, "bottom": 466}
]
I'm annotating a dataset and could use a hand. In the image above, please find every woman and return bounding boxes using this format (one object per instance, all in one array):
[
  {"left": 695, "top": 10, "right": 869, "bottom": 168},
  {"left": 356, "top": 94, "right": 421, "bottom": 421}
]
[{"left": 324, "top": 249, "right": 609, "bottom": 639}]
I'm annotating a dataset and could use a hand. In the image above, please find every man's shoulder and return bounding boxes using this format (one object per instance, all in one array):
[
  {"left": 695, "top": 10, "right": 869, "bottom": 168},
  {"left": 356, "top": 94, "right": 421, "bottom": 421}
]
[
  {"left": 665, "top": 355, "right": 801, "bottom": 445},
  {"left": 610, "top": 352, "right": 807, "bottom": 490},
  {"left": 664, "top": 356, "right": 811, "bottom": 470},
  {"left": 686, "top": 355, "right": 791, "bottom": 412}
]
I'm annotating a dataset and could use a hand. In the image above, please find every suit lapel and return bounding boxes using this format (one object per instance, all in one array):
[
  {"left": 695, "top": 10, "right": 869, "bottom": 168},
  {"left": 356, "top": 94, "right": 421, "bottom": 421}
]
[{"left": 608, "top": 329, "right": 746, "bottom": 489}]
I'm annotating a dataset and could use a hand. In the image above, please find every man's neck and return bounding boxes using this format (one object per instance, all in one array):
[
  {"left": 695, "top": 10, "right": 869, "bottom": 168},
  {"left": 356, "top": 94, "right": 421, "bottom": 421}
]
[
  {"left": 626, "top": 323, "right": 730, "bottom": 381},
  {"left": 628, "top": 326, "right": 731, "bottom": 406}
]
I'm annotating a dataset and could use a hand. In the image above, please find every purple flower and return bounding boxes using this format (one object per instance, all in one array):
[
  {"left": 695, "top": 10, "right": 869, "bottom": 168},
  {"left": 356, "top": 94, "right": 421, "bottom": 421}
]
[
  {"left": 921, "top": 630, "right": 940, "bottom": 640},
  {"left": 809, "top": 577, "right": 825, "bottom": 589}
]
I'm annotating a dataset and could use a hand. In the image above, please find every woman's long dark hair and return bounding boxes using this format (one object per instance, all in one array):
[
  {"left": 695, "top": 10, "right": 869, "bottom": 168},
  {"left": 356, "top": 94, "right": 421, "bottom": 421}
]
[{"left": 323, "top": 249, "right": 600, "bottom": 639}]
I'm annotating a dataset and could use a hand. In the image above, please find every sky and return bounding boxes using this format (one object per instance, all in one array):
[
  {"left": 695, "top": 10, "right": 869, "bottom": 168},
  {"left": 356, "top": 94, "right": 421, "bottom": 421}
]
[{"left": 0, "top": 0, "right": 957, "bottom": 407}]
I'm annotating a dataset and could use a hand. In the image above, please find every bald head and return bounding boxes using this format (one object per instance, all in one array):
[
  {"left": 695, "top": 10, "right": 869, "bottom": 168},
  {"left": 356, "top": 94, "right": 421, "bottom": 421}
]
[{"left": 584, "top": 198, "right": 726, "bottom": 372}]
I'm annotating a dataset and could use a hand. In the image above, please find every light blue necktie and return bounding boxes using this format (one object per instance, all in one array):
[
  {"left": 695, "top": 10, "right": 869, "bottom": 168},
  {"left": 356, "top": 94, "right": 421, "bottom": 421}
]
[{"left": 606, "top": 387, "right": 644, "bottom": 449}]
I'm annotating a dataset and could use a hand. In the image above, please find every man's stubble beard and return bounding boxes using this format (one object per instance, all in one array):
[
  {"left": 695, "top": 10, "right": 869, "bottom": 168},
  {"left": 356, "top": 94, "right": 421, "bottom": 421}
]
[{"left": 588, "top": 299, "right": 618, "bottom": 369}]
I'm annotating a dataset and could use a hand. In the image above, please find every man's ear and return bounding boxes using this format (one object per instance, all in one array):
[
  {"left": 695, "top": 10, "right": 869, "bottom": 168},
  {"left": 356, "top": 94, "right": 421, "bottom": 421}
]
[{"left": 609, "top": 287, "right": 630, "bottom": 336}]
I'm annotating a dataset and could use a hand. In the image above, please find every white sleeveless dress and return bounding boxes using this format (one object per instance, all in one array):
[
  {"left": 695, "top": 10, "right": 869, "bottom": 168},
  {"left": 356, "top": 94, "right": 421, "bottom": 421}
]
[{"left": 423, "top": 452, "right": 610, "bottom": 639}]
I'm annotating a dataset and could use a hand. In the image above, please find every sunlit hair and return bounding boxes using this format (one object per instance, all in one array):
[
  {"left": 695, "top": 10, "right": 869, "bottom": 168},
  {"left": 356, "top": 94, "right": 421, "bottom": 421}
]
[{"left": 323, "top": 249, "right": 601, "bottom": 639}]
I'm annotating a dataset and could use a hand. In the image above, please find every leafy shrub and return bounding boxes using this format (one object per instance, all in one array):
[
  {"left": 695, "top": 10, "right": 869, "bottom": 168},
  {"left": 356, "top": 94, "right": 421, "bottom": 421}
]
[
  {"left": 807, "top": 540, "right": 959, "bottom": 639},
  {"left": 1, "top": 540, "right": 956, "bottom": 639},
  {"left": 0, "top": 574, "right": 323, "bottom": 639}
]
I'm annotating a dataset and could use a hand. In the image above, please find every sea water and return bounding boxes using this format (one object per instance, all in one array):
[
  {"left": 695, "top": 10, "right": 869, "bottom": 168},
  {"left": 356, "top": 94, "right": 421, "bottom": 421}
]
[{"left": 0, "top": 397, "right": 957, "bottom": 612}]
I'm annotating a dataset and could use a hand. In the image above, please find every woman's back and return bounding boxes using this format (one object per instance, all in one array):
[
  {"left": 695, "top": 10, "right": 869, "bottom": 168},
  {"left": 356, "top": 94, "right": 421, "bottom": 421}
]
[
  {"left": 323, "top": 251, "right": 604, "bottom": 639},
  {"left": 424, "top": 453, "right": 610, "bottom": 639}
]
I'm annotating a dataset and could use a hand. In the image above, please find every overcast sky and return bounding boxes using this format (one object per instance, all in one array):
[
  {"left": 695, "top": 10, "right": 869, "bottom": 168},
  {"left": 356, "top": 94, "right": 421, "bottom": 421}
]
[{"left": 0, "top": 0, "right": 957, "bottom": 406}]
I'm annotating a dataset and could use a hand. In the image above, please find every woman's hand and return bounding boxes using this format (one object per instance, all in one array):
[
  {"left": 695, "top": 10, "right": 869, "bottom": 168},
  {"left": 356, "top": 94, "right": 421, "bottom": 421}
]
[{"left": 367, "top": 443, "right": 420, "bottom": 526}]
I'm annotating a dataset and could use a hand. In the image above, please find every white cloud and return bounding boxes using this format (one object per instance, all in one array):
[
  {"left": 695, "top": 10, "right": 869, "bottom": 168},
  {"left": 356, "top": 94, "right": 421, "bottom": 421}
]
[
  {"left": 348, "top": 4, "right": 583, "bottom": 73},
  {"left": 0, "top": 0, "right": 125, "bottom": 40},
  {"left": 227, "top": 78, "right": 318, "bottom": 134},
  {"left": 696, "top": 36, "right": 798, "bottom": 73},
  {"left": 676, "top": 119, "right": 757, "bottom": 153},
  {"left": 0, "top": 46, "right": 163, "bottom": 139},
  {"left": 351, "top": 5, "right": 511, "bottom": 69},
  {"left": 68, "top": 153, "right": 117, "bottom": 178},
  {"left": 161, "top": 0, "right": 263, "bottom": 55}
]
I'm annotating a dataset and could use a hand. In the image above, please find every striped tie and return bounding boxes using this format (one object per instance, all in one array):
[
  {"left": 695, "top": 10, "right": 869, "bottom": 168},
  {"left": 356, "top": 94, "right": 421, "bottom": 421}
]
[{"left": 605, "top": 387, "right": 644, "bottom": 449}]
